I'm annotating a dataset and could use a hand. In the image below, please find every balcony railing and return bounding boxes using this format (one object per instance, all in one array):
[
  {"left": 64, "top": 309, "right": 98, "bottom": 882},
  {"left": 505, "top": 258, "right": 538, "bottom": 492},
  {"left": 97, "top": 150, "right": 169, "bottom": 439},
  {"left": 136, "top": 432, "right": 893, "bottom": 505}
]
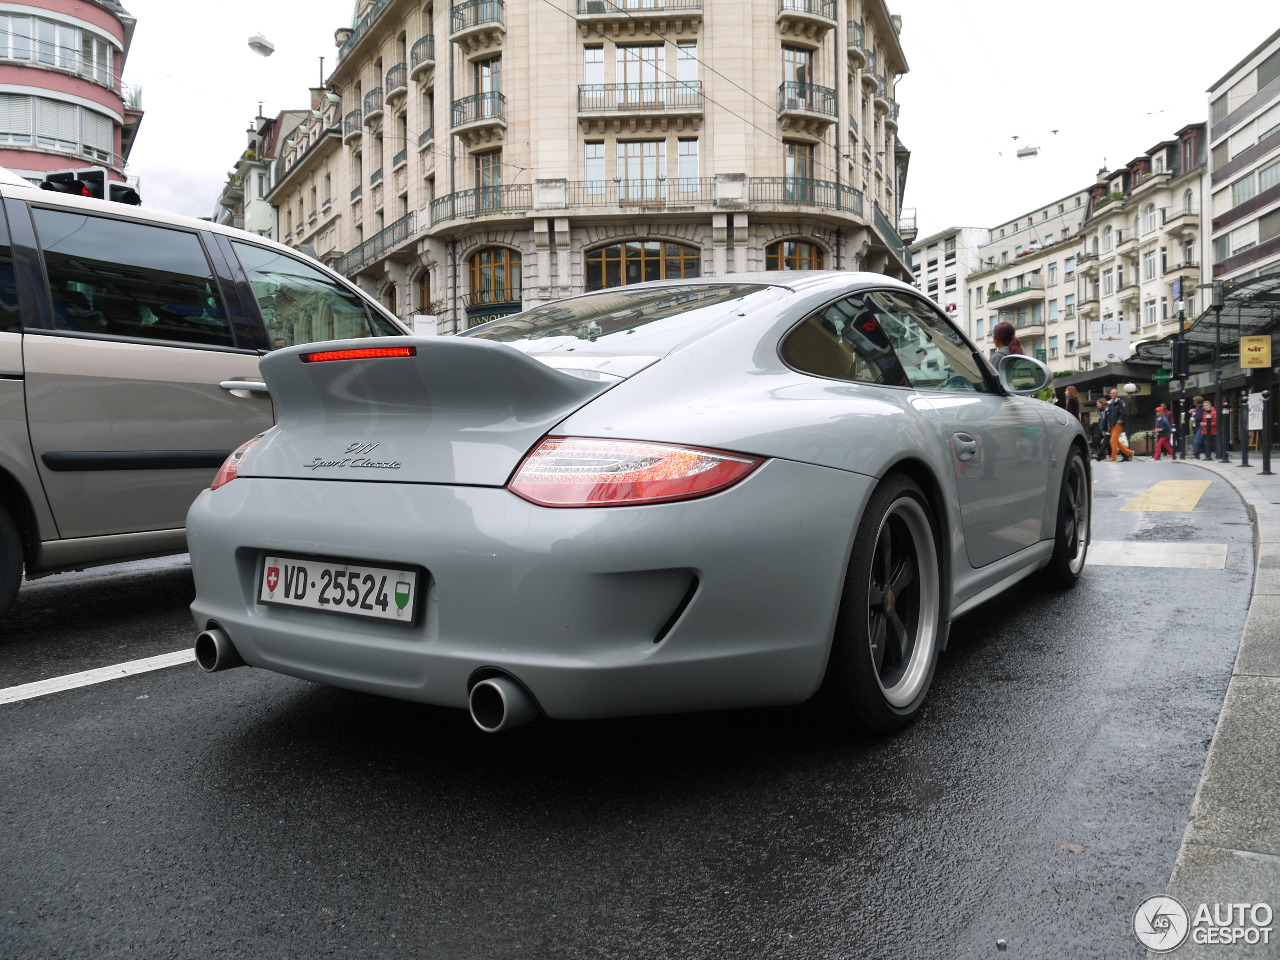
[
  {"left": 462, "top": 287, "right": 523, "bottom": 310},
  {"left": 419, "top": 126, "right": 435, "bottom": 146},
  {"left": 1163, "top": 260, "right": 1200, "bottom": 274},
  {"left": 410, "top": 36, "right": 436, "bottom": 76},
  {"left": 333, "top": 211, "right": 416, "bottom": 277},
  {"left": 452, "top": 0, "right": 505, "bottom": 34},
  {"left": 577, "top": 0, "right": 701, "bottom": 11},
  {"left": 578, "top": 81, "right": 703, "bottom": 113},
  {"left": 777, "top": 81, "right": 836, "bottom": 117},
  {"left": 351, "top": 184, "right": 362, "bottom": 201},
  {"left": 338, "top": 0, "right": 391, "bottom": 62},
  {"left": 385, "top": 62, "right": 407, "bottom": 97},
  {"left": 567, "top": 177, "right": 714, "bottom": 207},
  {"left": 778, "top": 0, "right": 835, "bottom": 19},
  {"left": 343, "top": 109, "right": 362, "bottom": 140},
  {"left": 749, "top": 177, "right": 863, "bottom": 215},
  {"left": 364, "top": 87, "right": 384, "bottom": 119},
  {"left": 393, "top": 148, "right": 407, "bottom": 168},
  {"left": 370, "top": 167, "right": 383, "bottom": 184},
  {"left": 431, "top": 183, "right": 532, "bottom": 224},
  {"left": 453, "top": 90, "right": 507, "bottom": 127}
]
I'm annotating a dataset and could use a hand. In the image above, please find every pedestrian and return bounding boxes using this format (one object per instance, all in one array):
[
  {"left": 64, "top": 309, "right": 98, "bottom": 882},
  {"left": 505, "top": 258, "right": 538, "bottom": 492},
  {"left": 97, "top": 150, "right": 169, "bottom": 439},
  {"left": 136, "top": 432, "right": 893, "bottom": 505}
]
[
  {"left": 1153, "top": 404, "right": 1174, "bottom": 461},
  {"left": 1201, "top": 398, "right": 1219, "bottom": 459},
  {"left": 1191, "top": 395, "right": 1207, "bottom": 459},
  {"left": 1065, "top": 385, "right": 1080, "bottom": 420},
  {"left": 991, "top": 321, "right": 1024, "bottom": 363},
  {"left": 1108, "top": 387, "right": 1134, "bottom": 461},
  {"left": 1093, "top": 398, "right": 1110, "bottom": 460}
]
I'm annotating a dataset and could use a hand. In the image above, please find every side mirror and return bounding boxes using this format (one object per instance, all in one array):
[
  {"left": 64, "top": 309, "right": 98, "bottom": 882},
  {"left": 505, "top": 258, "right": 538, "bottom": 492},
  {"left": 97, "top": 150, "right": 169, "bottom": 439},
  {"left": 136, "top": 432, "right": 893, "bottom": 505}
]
[{"left": 998, "top": 354, "right": 1054, "bottom": 395}]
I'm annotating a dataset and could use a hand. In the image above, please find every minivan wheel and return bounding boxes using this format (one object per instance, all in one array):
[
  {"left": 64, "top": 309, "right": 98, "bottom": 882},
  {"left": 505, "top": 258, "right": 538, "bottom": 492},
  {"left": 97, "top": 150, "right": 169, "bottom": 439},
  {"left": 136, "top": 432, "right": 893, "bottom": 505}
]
[
  {"left": 0, "top": 504, "right": 21, "bottom": 619},
  {"left": 819, "top": 474, "right": 942, "bottom": 734}
]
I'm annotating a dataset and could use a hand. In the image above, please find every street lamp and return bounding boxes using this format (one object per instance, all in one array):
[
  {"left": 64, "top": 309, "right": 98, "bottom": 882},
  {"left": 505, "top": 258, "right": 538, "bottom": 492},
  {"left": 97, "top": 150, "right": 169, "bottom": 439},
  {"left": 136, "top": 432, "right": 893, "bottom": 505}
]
[
  {"left": 1212, "top": 281, "right": 1228, "bottom": 462},
  {"left": 248, "top": 34, "right": 275, "bottom": 57}
]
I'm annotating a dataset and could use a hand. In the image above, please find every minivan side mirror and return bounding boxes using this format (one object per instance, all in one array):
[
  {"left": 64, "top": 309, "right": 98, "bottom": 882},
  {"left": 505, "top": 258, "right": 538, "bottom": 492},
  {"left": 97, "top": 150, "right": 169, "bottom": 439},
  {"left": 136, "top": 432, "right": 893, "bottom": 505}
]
[{"left": 998, "top": 354, "right": 1054, "bottom": 395}]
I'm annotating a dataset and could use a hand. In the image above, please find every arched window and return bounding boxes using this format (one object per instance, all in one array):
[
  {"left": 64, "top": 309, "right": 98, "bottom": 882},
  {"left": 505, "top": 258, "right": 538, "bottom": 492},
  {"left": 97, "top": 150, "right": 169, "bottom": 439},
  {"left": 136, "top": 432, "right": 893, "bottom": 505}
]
[
  {"left": 1143, "top": 203, "right": 1157, "bottom": 233},
  {"left": 418, "top": 270, "right": 431, "bottom": 313},
  {"left": 1184, "top": 189, "right": 1194, "bottom": 214},
  {"left": 469, "top": 246, "right": 521, "bottom": 308},
  {"left": 766, "top": 240, "right": 824, "bottom": 271},
  {"left": 585, "top": 240, "right": 700, "bottom": 290},
  {"left": 386, "top": 284, "right": 397, "bottom": 315},
  {"left": 1102, "top": 225, "right": 1113, "bottom": 251}
]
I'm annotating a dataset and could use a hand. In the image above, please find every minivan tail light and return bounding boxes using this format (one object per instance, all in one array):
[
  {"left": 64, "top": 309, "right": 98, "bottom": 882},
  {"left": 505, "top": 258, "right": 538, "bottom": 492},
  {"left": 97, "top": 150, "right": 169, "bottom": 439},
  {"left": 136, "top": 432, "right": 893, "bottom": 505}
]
[
  {"left": 211, "top": 434, "right": 264, "bottom": 490},
  {"left": 509, "top": 438, "right": 762, "bottom": 507},
  {"left": 300, "top": 346, "right": 416, "bottom": 363}
]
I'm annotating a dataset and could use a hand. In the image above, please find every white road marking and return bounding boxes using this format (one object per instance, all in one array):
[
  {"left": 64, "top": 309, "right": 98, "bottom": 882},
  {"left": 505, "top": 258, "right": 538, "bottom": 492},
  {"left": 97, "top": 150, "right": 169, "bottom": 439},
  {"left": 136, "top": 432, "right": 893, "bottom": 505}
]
[
  {"left": 1088, "top": 541, "right": 1229, "bottom": 569},
  {"left": 0, "top": 649, "right": 195, "bottom": 705}
]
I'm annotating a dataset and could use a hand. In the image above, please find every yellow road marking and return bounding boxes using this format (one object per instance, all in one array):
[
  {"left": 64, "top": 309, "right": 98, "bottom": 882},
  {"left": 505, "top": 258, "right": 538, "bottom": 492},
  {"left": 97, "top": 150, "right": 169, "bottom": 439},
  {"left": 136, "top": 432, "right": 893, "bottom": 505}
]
[{"left": 1120, "top": 480, "right": 1213, "bottom": 512}]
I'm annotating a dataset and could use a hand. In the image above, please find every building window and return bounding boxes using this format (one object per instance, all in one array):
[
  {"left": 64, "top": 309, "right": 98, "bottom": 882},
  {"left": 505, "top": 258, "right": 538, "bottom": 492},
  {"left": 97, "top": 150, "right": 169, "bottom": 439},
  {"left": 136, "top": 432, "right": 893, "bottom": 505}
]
[
  {"left": 617, "top": 43, "right": 664, "bottom": 98},
  {"left": 584, "top": 141, "right": 605, "bottom": 194},
  {"left": 1048, "top": 299, "right": 1058, "bottom": 322},
  {"left": 585, "top": 240, "right": 700, "bottom": 290},
  {"left": 677, "top": 42, "right": 697, "bottom": 84},
  {"left": 784, "top": 139, "right": 814, "bottom": 191},
  {"left": 1143, "top": 250, "right": 1156, "bottom": 281},
  {"left": 469, "top": 246, "right": 522, "bottom": 308},
  {"left": 766, "top": 240, "right": 824, "bottom": 271},
  {"left": 418, "top": 270, "right": 431, "bottom": 313},
  {"left": 617, "top": 140, "right": 665, "bottom": 200},
  {"left": 1049, "top": 336, "right": 1058, "bottom": 360},
  {"left": 1231, "top": 174, "right": 1255, "bottom": 207},
  {"left": 1048, "top": 262, "right": 1057, "bottom": 285},
  {"left": 387, "top": 284, "right": 397, "bottom": 315},
  {"left": 1066, "top": 333, "right": 1075, "bottom": 355},
  {"left": 976, "top": 318, "right": 984, "bottom": 338},
  {"left": 944, "top": 237, "right": 956, "bottom": 257},
  {"left": 1143, "top": 203, "right": 1157, "bottom": 233},
  {"left": 1065, "top": 293, "right": 1075, "bottom": 314},
  {"left": 782, "top": 44, "right": 812, "bottom": 87},
  {"left": 474, "top": 148, "right": 502, "bottom": 208},
  {"left": 678, "top": 138, "right": 698, "bottom": 184},
  {"left": 1103, "top": 226, "right": 1113, "bottom": 251},
  {"left": 584, "top": 44, "right": 604, "bottom": 85},
  {"left": 1144, "top": 299, "right": 1157, "bottom": 325},
  {"left": 1260, "top": 158, "right": 1280, "bottom": 194},
  {"left": 1064, "top": 256, "right": 1075, "bottom": 278},
  {"left": 1102, "top": 269, "right": 1114, "bottom": 296}
]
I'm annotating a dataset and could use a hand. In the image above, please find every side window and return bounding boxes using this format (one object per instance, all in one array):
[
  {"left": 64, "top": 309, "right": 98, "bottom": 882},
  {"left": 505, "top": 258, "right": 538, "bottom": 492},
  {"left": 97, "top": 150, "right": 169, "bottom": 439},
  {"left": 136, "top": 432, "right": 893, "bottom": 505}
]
[
  {"left": 0, "top": 205, "right": 19, "bottom": 333},
  {"left": 230, "top": 242, "right": 399, "bottom": 349},
  {"left": 863, "top": 291, "right": 992, "bottom": 393},
  {"left": 32, "top": 208, "right": 232, "bottom": 347},
  {"left": 780, "top": 296, "right": 910, "bottom": 387}
]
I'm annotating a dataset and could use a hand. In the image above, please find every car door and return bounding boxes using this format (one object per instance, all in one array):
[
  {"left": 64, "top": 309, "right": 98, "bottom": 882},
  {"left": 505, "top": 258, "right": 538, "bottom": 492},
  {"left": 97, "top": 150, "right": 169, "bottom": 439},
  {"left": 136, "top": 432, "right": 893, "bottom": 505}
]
[
  {"left": 19, "top": 202, "right": 275, "bottom": 540},
  {"left": 861, "top": 290, "right": 1051, "bottom": 568}
]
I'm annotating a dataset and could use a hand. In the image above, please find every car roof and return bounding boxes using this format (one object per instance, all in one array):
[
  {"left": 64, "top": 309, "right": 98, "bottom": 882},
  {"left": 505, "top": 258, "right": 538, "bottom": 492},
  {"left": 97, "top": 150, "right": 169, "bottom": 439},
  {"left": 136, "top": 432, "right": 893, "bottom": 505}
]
[{"left": 0, "top": 181, "right": 298, "bottom": 256}]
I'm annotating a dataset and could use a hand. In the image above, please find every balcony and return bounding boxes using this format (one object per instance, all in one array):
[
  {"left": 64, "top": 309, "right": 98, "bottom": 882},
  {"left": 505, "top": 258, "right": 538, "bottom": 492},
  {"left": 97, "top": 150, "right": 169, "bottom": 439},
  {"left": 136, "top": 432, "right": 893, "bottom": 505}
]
[
  {"left": 749, "top": 177, "right": 863, "bottom": 216},
  {"left": 385, "top": 63, "right": 408, "bottom": 103},
  {"left": 370, "top": 167, "right": 383, "bottom": 185},
  {"left": 363, "top": 87, "right": 384, "bottom": 125},
  {"left": 1079, "top": 297, "right": 1100, "bottom": 319},
  {"left": 567, "top": 177, "right": 714, "bottom": 209},
  {"left": 1118, "top": 283, "right": 1139, "bottom": 306},
  {"left": 410, "top": 36, "right": 435, "bottom": 81},
  {"left": 577, "top": 81, "right": 704, "bottom": 133},
  {"left": 351, "top": 184, "right": 362, "bottom": 201},
  {"left": 418, "top": 126, "right": 435, "bottom": 150},
  {"left": 1163, "top": 259, "right": 1199, "bottom": 277},
  {"left": 333, "top": 211, "right": 416, "bottom": 277},
  {"left": 393, "top": 148, "right": 407, "bottom": 169},
  {"left": 776, "top": 81, "right": 836, "bottom": 136},
  {"left": 451, "top": 0, "right": 505, "bottom": 56},
  {"left": 1162, "top": 206, "right": 1199, "bottom": 237},
  {"left": 1116, "top": 231, "right": 1137, "bottom": 257},
  {"left": 987, "top": 276, "right": 1045, "bottom": 308},
  {"left": 452, "top": 91, "right": 507, "bottom": 149},
  {"left": 846, "top": 20, "right": 866, "bottom": 69},
  {"left": 574, "top": 0, "right": 702, "bottom": 36},
  {"left": 861, "top": 53, "right": 878, "bottom": 91},
  {"left": 776, "top": 0, "right": 835, "bottom": 43},
  {"left": 430, "top": 183, "right": 532, "bottom": 226},
  {"left": 337, "top": 0, "right": 391, "bottom": 63},
  {"left": 873, "top": 203, "right": 911, "bottom": 271},
  {"left": 873, "top": 75, "right": 892, "bottom": 113},
  {"left": 342, "top": 109, "right": 363, "bottom": 143}
]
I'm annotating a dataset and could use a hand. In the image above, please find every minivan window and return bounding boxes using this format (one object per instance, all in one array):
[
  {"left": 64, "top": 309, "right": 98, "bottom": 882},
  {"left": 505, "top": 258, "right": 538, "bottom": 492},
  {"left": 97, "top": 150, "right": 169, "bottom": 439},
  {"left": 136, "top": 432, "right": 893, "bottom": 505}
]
[
  {"left": 32, "top": 208, "right": 233, "bottom": 347},
  {"left": 0, "top": 204, "right": 18, "bottom": 333},
  {"left": 466, "top": 283, "right": 776, "bottom": 356},
  {"left": 231, "top": 242, "right": 399, "bottom": 349}
]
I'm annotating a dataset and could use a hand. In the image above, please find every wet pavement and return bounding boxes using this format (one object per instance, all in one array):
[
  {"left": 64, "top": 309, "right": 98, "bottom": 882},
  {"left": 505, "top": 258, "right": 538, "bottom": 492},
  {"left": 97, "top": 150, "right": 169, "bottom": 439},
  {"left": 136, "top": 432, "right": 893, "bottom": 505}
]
[{"left": 0, "top": 460, "right": 1256, "bottom": 960}]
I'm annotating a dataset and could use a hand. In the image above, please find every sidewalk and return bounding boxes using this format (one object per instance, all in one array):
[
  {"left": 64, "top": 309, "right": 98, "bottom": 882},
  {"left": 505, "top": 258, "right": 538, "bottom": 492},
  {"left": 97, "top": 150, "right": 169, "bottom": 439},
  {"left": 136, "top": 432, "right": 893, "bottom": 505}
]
[{"left": 1156, "top": 456, "right": 1280, "bottom": 957}]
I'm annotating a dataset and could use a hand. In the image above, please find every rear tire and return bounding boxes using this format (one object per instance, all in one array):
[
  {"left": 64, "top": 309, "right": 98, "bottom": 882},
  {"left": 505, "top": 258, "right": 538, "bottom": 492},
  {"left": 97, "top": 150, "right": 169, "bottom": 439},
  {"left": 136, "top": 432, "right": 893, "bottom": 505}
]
[
  {"left": 1041, "top": 448, "right": 1090, "bottom": 588},
  {"left": 819, "top": 474, "right": 943, "bottom": 734},
  {"left": 0, "top": 504, "right": 21, "bottom": 619}
]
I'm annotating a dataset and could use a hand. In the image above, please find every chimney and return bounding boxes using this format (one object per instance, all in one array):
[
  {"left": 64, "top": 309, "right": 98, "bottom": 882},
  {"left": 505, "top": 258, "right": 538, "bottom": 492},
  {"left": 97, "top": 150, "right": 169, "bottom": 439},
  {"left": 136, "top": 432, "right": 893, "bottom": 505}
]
[{"left": 891, "top": 14, "right": 901, "bottom": 33}]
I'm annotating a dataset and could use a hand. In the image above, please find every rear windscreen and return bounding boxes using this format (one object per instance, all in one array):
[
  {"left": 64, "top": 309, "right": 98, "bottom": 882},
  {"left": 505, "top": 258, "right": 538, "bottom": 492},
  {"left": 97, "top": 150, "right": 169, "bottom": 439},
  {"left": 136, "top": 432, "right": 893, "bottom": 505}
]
[{"left": 465, "top": 284, "right": 779, "bottom": 356}]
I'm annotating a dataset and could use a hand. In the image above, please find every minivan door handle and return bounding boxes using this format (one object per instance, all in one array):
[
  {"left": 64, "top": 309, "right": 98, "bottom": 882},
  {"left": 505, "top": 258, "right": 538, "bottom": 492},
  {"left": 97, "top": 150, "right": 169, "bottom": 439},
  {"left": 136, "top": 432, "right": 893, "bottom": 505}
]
[
  {"left": 220, "top": 380, "right": 270, "bottom": 398},
  {"left": 952, "top": 433, "right": 978, "bottom": 462}
]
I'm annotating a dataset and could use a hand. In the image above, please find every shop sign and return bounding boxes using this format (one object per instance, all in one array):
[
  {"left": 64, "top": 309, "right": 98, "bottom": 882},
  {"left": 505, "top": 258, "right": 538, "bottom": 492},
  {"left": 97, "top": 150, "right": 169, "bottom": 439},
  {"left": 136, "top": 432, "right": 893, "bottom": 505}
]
[
  {"left": 466, "top": 303, "right": 523, "bottom": 328},
  {"left": 1090, "top": 320, "right": 1130, "bottom": 364},
  {"left": 1241, "top": 336, "right": 1272, "bottom": 368}
]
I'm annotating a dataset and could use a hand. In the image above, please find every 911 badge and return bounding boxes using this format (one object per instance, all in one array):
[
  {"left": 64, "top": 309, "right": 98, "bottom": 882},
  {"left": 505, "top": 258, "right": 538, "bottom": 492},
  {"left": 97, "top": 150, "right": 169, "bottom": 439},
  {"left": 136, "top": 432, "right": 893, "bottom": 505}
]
[{"left": 304, "top": 441, "right": 402, "bottom": 471}]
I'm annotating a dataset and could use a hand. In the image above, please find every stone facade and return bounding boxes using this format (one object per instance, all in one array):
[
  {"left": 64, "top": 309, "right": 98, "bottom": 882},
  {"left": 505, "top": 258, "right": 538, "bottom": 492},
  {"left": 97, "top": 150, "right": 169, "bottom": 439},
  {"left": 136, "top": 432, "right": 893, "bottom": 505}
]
[{"left": 266, "top": 0, "right": 914, "bottom": 332}]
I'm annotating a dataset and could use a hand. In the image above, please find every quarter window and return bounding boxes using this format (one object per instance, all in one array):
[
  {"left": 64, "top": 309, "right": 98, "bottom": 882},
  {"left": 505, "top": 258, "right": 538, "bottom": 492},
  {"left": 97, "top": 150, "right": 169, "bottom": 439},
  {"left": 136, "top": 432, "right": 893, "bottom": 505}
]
[
  {"left": 34, "top": 209, "right": 232, "bottom": 347},
  {"left": 232, "top": 241, "right": 398, "bottom": 348}
]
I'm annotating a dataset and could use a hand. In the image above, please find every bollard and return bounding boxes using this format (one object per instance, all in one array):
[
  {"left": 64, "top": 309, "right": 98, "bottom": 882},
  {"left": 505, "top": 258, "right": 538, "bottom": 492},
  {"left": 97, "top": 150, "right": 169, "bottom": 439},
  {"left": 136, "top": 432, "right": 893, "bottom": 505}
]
[
  {"left": 1219, "top": 402, "right": 1230, "bottom": 462},
  {"left": 1240, "top": 394, "right": 1250, "bottom": 467},
  {"left": 1262, "top": 391, "right": 1273, "bottom": 477}
]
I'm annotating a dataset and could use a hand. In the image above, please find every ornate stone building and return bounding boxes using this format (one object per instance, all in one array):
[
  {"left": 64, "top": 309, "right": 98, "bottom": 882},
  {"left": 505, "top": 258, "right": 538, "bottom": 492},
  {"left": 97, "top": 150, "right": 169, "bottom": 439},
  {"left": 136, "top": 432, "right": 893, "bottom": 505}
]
[{"left": 267, "top": 0, "right": 914, "bottom": 331}]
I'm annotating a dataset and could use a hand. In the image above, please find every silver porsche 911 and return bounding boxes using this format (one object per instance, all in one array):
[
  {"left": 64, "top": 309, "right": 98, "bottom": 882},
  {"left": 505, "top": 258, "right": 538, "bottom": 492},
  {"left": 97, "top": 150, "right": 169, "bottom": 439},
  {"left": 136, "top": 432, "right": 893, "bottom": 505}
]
[{"left": 187, "top": 272, "right": 1089, "bottom": 733}]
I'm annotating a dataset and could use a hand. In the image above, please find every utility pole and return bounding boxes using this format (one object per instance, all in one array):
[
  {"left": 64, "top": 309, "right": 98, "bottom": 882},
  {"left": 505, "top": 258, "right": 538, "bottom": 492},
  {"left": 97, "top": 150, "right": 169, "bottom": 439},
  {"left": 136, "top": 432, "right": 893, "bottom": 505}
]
[{"left": 1213, "top": 281, "right": 1228, "bottom": 462}]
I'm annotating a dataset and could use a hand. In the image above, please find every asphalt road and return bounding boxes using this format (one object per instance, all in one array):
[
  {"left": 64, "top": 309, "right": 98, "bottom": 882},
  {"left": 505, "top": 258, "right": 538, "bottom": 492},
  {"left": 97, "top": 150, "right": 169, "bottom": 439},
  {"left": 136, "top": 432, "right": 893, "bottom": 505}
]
[{"left": 0, "top": 459, "right": 1255, "bottom": 960}]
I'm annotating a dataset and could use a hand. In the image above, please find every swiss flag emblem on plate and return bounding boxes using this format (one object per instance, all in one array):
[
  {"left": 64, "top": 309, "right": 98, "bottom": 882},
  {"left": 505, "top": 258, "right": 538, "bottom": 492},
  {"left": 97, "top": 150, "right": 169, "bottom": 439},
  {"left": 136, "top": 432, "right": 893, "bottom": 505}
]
[{"left": 266, "top": 567, "right": 280, "bottom": 592}]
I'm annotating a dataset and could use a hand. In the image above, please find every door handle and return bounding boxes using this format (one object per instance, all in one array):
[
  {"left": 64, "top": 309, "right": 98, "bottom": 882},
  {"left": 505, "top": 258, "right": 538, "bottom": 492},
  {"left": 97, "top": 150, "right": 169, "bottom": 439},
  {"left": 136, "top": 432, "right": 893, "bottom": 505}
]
[
  {"left": 220, "top": 380, "right": 270, "bottom": 398},
  {"left": 952, "top": 433, "right": 978, "bottom": 462}
]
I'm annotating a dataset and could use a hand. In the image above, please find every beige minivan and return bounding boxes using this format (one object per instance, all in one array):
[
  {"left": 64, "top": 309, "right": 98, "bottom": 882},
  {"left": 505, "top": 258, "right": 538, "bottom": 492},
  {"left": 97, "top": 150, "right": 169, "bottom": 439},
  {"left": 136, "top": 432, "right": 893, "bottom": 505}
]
[{"left": 0, "top": 180, "right": 404, "bottom": 617}]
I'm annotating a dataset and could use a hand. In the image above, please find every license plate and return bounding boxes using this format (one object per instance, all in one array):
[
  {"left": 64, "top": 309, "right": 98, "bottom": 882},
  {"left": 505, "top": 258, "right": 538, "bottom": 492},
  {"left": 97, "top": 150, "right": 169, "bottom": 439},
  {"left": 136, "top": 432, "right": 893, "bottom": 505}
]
[{"left": 259, "top": 555, "right": 419, "bottom": 623}]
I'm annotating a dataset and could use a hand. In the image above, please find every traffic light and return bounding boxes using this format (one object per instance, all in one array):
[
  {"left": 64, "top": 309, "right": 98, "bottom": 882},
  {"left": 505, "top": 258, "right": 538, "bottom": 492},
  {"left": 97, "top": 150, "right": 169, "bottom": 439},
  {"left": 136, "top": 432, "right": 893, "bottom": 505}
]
[
  {"left": 38, "top": 166, "right": 140, "bottom": 205},
  {"left": 1170, "top": 340, "right": 1190, "bottom": 379}
]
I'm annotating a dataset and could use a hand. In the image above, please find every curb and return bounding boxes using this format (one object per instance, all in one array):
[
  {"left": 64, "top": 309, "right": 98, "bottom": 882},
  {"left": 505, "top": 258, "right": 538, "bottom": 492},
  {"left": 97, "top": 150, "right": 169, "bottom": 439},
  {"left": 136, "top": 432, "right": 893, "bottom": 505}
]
[{"left": 1152, "top": 459, "right": 1280, "bottom": 957}]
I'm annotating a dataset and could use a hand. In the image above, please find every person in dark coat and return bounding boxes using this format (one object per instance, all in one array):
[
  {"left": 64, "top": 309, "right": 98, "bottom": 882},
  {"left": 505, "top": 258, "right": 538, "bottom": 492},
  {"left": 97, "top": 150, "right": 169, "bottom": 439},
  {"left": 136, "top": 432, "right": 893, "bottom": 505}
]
[
  {"left": 1153, "top": 404, "right": 1174, "bottom": 460},
  {"left": 1065, "top": 385, "right": 1080, "bottom": 420}
]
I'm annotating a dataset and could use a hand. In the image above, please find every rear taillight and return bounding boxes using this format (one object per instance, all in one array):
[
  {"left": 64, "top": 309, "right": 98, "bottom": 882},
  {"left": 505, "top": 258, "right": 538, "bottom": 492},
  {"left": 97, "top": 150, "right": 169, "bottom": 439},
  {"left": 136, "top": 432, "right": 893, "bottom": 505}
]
[
  {"left": 509, "top": 438, "right": 762, "bottom": 507},
  {"left": 211, "top": 434, "right": 264, "bottom": 490},
  {"left": 300, "top": 346, "right": 416, "bottom": 363}
]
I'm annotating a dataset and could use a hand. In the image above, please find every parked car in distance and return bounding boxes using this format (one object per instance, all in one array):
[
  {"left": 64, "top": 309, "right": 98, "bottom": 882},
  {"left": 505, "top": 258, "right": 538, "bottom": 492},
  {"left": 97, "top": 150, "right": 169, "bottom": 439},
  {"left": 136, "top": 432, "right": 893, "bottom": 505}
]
[
  {"left": 186, "top": 273, "right": 1091, "bottom": 735},
  {"left": 0, "top": 180, "right": 404, "bottom": 618}
]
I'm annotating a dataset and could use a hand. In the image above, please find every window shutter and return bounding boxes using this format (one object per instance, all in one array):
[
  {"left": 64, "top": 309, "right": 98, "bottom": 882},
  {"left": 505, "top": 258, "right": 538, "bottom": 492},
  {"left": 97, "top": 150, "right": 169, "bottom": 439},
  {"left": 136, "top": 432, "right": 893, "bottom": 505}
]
[
  {"left": 35, "top": 97, "right": 77, "bottom": 145},
  {"left": 82, "top": 108, "right": 112, "bottom": 153},
  {"left": 0, "top": 94, "right": 32, "bottom": 136}
]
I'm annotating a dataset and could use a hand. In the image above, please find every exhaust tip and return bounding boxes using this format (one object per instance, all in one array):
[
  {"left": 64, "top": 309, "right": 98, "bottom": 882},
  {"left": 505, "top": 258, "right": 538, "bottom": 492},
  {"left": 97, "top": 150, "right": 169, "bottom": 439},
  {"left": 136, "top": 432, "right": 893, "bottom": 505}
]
[
  {"left": 469, "top": 675, "right": 538, "bottom": 733},
  {"left": 195, "top": 627, "right": 245, "bottom": 673}
]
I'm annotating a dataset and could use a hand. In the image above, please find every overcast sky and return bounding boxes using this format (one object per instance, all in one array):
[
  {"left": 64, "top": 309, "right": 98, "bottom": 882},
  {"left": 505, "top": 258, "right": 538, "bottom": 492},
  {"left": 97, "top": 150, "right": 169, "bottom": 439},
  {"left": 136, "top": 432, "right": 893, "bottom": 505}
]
[{"left": 121, "top": 0, "right": 1271, "bottom": 232}]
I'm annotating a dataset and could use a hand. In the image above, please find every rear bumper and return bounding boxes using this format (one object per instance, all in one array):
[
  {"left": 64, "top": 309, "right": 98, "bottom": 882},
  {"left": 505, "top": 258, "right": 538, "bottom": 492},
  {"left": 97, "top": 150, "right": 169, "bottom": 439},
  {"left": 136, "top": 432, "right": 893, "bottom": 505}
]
[{"left": 186, "top": 460, "right": 874, "bottom": 719}]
